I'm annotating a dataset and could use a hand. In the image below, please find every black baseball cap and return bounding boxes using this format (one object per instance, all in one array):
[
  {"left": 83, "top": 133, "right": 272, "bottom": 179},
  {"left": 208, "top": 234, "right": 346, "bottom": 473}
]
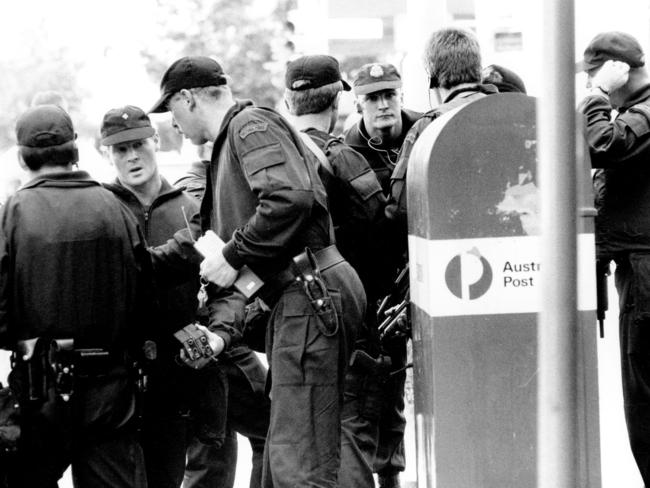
[
  {"left": 353, "top": 63, "right": 402, "bottom": 96},
  {"left": 481, "top": 64, "right": 527, "bottom": 94},
  {"left": 16, "top": 105, "right": 78, "bottom": 164},
  {"left": 285, "top": 55, "right": 351, "bottom": 91},
  {"left": 580, "top": 31, "right": 645, "bottom": 72},
  {"left": 100, "top": 105, "right": 155, "bottom": 146},
  {"left": 16, "top": 105, "right": 75, "bottom": 148},
  {"left": 149, "top": 56, "right": 228, "bottom": 114}
]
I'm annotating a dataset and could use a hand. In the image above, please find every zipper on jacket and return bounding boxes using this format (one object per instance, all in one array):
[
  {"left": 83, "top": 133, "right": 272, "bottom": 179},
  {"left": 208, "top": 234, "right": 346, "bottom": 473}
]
[{"left": 144, "top": 209, "right": 150, "bottom": 239}]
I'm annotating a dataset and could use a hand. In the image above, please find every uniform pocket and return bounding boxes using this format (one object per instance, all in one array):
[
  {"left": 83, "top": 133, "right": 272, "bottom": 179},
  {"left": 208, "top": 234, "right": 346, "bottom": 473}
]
[
  {"left": 242, "top": 143, "right": 285, "bottom": 177},
  {"left": 271, "top": 286, "right": 341, "bottom": 386},
  {"left": 349, "top": 169, "right": 383, "bottom": 201},
  {"left": 624, "top": 253, "right": 650, "bottom": 354},
  {"left": 630, "top": 253, "right": 650, "bottom": 322}
]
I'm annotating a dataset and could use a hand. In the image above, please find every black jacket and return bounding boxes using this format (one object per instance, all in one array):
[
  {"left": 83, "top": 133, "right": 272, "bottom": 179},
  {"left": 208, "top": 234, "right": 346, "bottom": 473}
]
[
  {"left": 579, "top": 83, "right": 650, "bottom": 255},
  {"left": 0, "top": 171, "right": 149, "bottom": 350},
  {"left": 344, "top": 108, "right": 422, "bottom": 194},
  {"left": 0, "top": 170, "right": 151, "bottom": 430},
  {"left": 104, "top": 178, "right": 200, "bottom": 353},
  {"left": 303, "top": 128, "right": 396, "bottom": 302}
]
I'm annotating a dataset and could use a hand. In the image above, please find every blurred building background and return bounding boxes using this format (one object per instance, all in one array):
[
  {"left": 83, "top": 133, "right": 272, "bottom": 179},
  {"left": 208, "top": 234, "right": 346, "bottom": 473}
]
[
  {"left": 2, "top": 0, "right": 650, "bottom": 192},
  {"left": 286, "top": 0, "right": 650, "bottom": 111}
]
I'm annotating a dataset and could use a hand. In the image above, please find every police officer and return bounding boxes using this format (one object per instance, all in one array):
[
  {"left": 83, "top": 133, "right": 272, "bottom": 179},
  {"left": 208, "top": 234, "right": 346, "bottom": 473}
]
[
  {"left": 343, "top": 63, "right": 422, "bottom": 488},
  {"left": 149, "top": 56, "right": 366, "bottom": 488},
  {"left": 577, "top": 31, "right": 650, "bottom": 486},
  {"left": 387, "top": 27, "right": 497, "bottom": 225},
  {"left": 284, "top": 54, "right": 387, "bottom": 488},
  {"left": 0, "top": 105, "right": 149, "bottom": 487},
  {"left": 101, "top": 105, "right": 270, "bottom": 488},
  {"left": 101, "top": 105, "right": 206, "bottom": 488},
  {"left": 344, "top": 63, "right": 421, "bottom": 194},
  {"left": 172, "top": 143, "right": 271, "bottom": 488},
  {"left": 284, "top": 55, "right": 386, "bottom": 308}
]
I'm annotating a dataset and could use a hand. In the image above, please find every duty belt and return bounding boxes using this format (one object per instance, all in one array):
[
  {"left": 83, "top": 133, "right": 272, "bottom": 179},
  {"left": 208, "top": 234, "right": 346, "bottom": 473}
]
[
  {"left": 259, "top": 245, "right": 345, "bottom": 336},
  {"left": 258, "top": 245, "right": 344, "bottom": 303}
]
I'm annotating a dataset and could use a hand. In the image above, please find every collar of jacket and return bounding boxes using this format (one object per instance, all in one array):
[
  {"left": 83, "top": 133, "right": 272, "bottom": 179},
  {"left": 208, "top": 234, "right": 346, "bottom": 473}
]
[
  {"left": 211, "top": 99, "right": 255, "bottom": 152},
  {"left": 104, "top": 176, "right": 182, "bottom": 207},
  {"left": 352, "top": 108, "right": 421, "bottom": 153},
  {"left": 21, "top": 170, "right": 99, "bottom": 190},
  {"left": 444, "top": 83, "right": 498, "bottom": 104},
  {"left": 619, "top": 82, "right": 650, "bottom": 112}
]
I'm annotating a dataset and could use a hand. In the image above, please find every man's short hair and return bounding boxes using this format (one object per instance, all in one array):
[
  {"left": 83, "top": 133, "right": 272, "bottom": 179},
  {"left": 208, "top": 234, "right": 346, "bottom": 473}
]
[
  {"left": 189, "top": 85, "right": 230, "bottom": 101},
  {"left": 424, "top": 27, "right": 482, "bottom": 89},
  {"left": 284, "top": 80, "right": 343, "bottom": 116}
]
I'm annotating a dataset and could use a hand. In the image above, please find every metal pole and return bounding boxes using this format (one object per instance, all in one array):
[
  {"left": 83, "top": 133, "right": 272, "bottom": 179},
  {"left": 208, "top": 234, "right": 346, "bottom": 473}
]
[{"left": 537, "top": 0, "right": 578, "bottom": 487}]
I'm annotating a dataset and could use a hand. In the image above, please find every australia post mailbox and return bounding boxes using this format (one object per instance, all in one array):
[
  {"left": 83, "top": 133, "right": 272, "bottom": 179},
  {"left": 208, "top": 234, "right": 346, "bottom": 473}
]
[{"left": 406, "top": 94, "right": 601, "bottom": 488}]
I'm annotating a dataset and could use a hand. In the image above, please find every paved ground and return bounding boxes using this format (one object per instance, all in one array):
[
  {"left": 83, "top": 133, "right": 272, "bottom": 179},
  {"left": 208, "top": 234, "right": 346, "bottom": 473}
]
[{"left": 1, "top": 272, "right": 643, "bottom": 487}]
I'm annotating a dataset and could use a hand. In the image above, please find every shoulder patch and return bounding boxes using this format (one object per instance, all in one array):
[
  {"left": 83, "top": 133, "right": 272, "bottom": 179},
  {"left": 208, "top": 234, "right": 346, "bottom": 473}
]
[{"left": 239, "top": 120, "right": 269, "bottom": 139}]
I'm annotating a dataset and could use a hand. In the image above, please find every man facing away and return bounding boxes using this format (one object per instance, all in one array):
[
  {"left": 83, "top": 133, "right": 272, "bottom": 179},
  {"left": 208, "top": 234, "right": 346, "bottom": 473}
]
[
  {"left": 148, "top": 56, "right": 366, "bottom": 488},
  {"left": 577, "top": 31, "right": 650, "bottom": 487},
  {"left": 0, "top": 105, "right": 150, "bottom": 487},
  {"left": 283, "top": 53, "right": 387, "bottom": 488},
  {"left": 386, "top": 27, "right": 497, "bottom": 226}
]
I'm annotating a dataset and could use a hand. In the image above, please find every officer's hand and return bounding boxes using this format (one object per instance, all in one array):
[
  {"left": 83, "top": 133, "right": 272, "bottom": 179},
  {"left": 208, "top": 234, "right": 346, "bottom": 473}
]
[
  {"left": 195, "top": 324, "right": 225, "bottom": 356},
  {"left": 199, "top": 251, "right": 238, "bottom": 288},
  {"left": 591, "top": 60, "right": 630, "bottom": 93},
  {"left": 179, "top": 324, "right": 225, "bottom": 369}
]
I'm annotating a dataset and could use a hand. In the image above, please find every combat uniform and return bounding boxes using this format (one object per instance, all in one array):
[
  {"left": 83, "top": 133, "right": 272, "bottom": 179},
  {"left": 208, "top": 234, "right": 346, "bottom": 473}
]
[
  {"left": 301, "top": 128, "right": 386, "bottom": 299},
  {"left": 200, "top": 100, "right": 366, "bottom": 488},
  {"left": 0, "top": 170, "right": 150, "bottom": 488},
  {"left": 172, "top": 163, "right": 271, "bottom": 488},
  {"left": 579, "top": 82, "right": 650, "bottom": 485},
  {"left": 344, "top": 108, "right": 423, "bottom": 483},
  {"left": 106, "top": 177, "right": 205, "bottom": 488},
  {"left": 301, "top": 127, "right": 387, "bottom": 487}
]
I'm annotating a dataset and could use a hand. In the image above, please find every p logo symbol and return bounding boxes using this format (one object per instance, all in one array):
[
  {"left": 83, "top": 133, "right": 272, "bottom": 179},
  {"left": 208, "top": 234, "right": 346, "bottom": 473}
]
[{"left": 445, "top": 247, "right": 493, "bottom": 300}]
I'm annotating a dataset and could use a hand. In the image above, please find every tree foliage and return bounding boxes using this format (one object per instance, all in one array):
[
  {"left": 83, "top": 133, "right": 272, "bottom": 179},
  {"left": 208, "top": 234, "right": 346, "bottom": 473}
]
[
  {"left": 143, "top": 0, "right": 295, "bottom": 109},
  {"left": 0, "top": 21, "right": 85, "bottom": 150}
]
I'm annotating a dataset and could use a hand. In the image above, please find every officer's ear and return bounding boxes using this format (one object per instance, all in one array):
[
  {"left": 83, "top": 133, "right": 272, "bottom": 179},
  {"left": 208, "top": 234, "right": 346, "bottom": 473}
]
[
  {"left": 152, "top": 133, "right": 160, "bottom": 152},
  {"left": 355, "top": 99, "right": 363, "bottom": 114},
  {"left": 179, "top": 89, "right": 196, "bottom": 111}
]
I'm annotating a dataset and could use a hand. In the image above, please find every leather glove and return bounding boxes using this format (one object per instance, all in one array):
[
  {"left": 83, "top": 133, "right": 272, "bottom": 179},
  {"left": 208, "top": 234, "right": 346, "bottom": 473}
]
[{"left": 591, "top": 60, "right": 630, "bottom": 94}]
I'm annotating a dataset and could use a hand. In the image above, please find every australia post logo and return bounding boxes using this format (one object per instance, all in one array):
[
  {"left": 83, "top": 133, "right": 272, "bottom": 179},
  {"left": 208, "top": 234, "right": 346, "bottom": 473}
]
[
  {"left": 444, "top": 247, "right": 493, "bottom": 300},
  {"left": 409, "top": 235, "right": 595, "bottom": 317}
]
